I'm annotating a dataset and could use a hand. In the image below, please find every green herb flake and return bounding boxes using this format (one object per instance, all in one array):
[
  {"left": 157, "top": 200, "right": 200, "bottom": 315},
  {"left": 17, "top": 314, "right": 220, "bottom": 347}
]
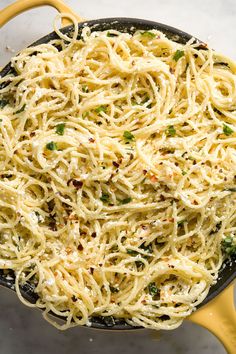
[
  {"left": 221, "top": 237, "right": 236, "bottom": 256},
  {"left": 34, "top": 211, "right": 43, "bottom": 223},
  {"left": 82, "top": 112, "right": 89, "bottom": 118},
  {"left": 223, "top": 123, "right": 234, "bottom": 136},
  {"left": 110, "top": 286, "right": 119, "bottom": 293},
  {"left": 15, "top": 104, "right": 26, "bottom": 114},
  {"left": 225, "top": 187, "right": 236, "bottom": 192},
  {"left": 139, "top": 242, "right": 153, "bottom": 253},
  {"left": 177, "top": 220, "right": 186, "bottom": 227},
  {"left": 215, "top": 222, "right": 222, "bottom": 232},
  {"left": 121, "top": 197, "right": 132, "bottom": 204},
  {"left": 123, "top": 130, "right": 135, "bottom": 142},
  {"left": 126, "top": 249, "right": 138, "bottom": 256},
  {"left": 82, "top": 85, "right": 89, "bottom": 93},
  {"left": 173, "top": 50, "right": 185, "bottom": 62},
  {"left": 95, "top": 105, "right": 107, "bottom": 114},
  {"left": 107, "top": 32, "right": 118, "bottom": 37},
  {"left": 166, "top": 125, "right": 176, "bottom": 137},
  {"left": 56, "top": 123, "right": 65, "bottom": 135},
  {"left": 0, "top": 99, "right": 9, "bottom": 109},
  {"left": 148, "top": 282, "right": 159, "bottom": 297},
  {"left": 46, "top": 141, "right": 58, "bottom": 151},
  {"left": 182, "top": 170, "right": 187, "bottom": 176},
  {"left": 141, "top": 31, "right": 156, "bottom": 39},
  {"left": 135, "top": 260, "right": 145, "bottom": 269},
  {"left": 100, "top": 193, "right": 109, "bottom": 202}
]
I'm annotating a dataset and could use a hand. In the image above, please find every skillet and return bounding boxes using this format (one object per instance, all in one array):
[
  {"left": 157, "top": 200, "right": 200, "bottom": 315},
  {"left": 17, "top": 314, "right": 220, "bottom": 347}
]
[{"left": 0, "top": 0, "right": 235, "bottom": 351}]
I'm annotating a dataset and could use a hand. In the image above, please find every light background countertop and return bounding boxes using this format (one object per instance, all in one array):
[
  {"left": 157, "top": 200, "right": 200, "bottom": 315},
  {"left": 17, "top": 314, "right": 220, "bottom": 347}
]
[{"left": 0, "top": 0, "right": 235, "bottom": 353}]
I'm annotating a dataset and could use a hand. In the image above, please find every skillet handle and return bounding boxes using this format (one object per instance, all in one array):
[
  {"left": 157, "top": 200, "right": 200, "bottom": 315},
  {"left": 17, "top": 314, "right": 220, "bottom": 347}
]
[
  {"left": 188, "top": 282, "right": 236, "bottom": 354},
  {"left": 0, "top": 0, "right": 83, "bottom": 28}
]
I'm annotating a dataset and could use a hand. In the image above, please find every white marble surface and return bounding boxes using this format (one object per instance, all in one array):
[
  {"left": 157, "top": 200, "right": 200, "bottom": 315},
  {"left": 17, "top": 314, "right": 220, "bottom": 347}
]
[{"left": 0, "top": 1, "right": 235, "bottom": 353}]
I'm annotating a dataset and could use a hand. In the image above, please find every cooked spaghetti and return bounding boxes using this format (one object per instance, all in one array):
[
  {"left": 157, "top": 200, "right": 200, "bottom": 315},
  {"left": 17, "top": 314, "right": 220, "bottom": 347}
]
[{"left": 0, "top": 15, "right": 235, "bottom": 330}]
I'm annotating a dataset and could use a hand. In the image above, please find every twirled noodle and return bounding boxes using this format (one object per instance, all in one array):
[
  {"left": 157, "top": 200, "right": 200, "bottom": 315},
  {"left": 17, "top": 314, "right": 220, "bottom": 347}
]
[{"left": 0, "top": 14, "right": 235, "bottom": 330}]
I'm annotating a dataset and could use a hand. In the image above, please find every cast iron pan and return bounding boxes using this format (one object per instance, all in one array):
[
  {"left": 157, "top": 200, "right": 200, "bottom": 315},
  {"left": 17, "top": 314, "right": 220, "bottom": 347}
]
[{"left": 0, "top": 17, "right": 236, "bottom": 330}]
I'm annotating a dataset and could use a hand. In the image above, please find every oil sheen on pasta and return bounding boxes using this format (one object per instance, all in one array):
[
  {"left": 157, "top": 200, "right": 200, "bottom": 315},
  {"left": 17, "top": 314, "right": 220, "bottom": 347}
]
[{"left": 0, "top": 16, "right": 235, "bottom": 330}]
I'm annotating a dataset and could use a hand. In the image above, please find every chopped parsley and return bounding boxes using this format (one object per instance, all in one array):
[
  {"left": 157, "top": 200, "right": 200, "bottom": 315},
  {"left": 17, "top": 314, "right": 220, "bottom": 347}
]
[
  {"left": 135, "top": 260, "right": 145, "bottom": 269},
  {"left": 173, "top": 50, "right": 185, "bottom": 62},
  {"left": 107, "top": 32, "right": 118, "bottom": 37},
  {"left": 56, "top": 123, "right": 65, "bottom": 135},
  {"left": 177, "top": 220, "right": 186, "bottom": 227},
  {"left": 139, "top": 242, "right": 153, "bottom": 253},
  {"left": 82, "top": 85, "right": 89, "bottom": 93},
  {"left": 0, "top": 99, "right": 9, "bottom": 109},
  {"left": 82, "top": 112, "right": 89, "bottom": 118},
  {"left": 46, "top": 141, "right": 58, "bottom": 151},
  {"left": 215, "top": 222, "right": 222, "bottom": 232},
  {"left": 34, "top": 211, "right": 43, "bottom": 223},
  {"left": 15, "top": 104, "right": 26, "bottom": 114},
  {"left": 123, "top": 130, "right": 135, "bottom": 142},
  {"left": 95, "top": 105, "right": 107, "bottom": 114},
  {"left": 141, "top": 31, "right": 156, "bottom": 39},
  {"left": 148, "top": 282, "right": 159, "bottom": 297},
  {"left": 221, "top": 237, "right": 236, "bottom": 256},
  {"left": 182, "top": 170, "right": 187, "bottom": 176},
  {"left": 210, "top": 221, "right": 222, "bottom": 235},
  {"left": 120, "top": 197, "right": 132, "bottom": 204},
  {"left": 100, "top": 193, "right": 109, "bottom": 202},
  {"left": 225, "top": 187, "right": 236, "bottom": 192},
  {"left": 167, "top": 125, "right": 176, "bottom": 136},
  {"left": 110, "top": 286, "right": 119, "bottom": 293},
  {"left": 126, "top": 249, "right": 138, "bottom": 256},
  {"left": 223, "top": 123, "right": 234, "bottom": 136},
  {"left": 102, "top": 316, "right": 115, "bottom": 327}
]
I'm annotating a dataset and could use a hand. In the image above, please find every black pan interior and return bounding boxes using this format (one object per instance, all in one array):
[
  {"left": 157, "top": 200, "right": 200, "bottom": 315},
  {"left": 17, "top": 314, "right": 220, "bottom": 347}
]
[{"left": 0, "top": 17, "right": 235, "bottom": 330}]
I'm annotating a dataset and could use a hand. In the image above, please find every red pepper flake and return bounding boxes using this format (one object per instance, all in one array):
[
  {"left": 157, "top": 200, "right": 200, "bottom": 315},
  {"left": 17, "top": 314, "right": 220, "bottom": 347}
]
[
  {"left": 112, "top": 161, "right": 120, "bottom": 168},
  {"left": 193, "top": 200, "right": 198, "bottom": 205},
  {"left": 72, "top": 180, "right": 83, "bottom": 189},
  {"left": 91, "top": 232, "right": 97, "bottom": 238},
  {"left": 49, "top": 220, "right": 57, "bottom": 231},
  {"left": 78, "top": 244, "right": 83, "bottom": 251},
  {"left": 197, "top": 42, "right": 208, "bottom": 49},
  {"left": 143, "top": 169, "right": 147, "bottom": 175},
  {"left": 67, "top": 179, "right": 83, "bottom": 189},
  {"left": 89, "top": 137, "right": 95, "bottom": 143},
  {"left": 150, "top": 175, "right": 158, "bottom": 183},
  {"left": 71, "top": 295, "right": 77, "bottom": 302},
  {"left": 90, "top": 267, "right": 94, "bottom": 275},
  {"left": 141, "top": 225, "right": 148, "bottom": 230}
]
